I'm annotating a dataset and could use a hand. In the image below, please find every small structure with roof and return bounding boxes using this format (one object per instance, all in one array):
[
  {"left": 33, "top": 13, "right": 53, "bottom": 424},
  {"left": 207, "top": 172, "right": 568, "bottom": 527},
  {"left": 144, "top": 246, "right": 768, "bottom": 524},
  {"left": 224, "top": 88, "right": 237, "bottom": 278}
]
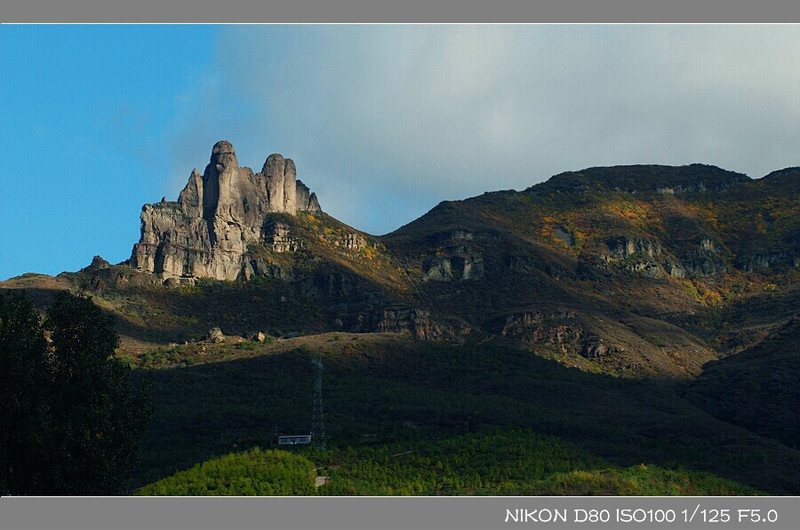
[{"left": 277, "top": 433, "right": 312, "bottom": 446}]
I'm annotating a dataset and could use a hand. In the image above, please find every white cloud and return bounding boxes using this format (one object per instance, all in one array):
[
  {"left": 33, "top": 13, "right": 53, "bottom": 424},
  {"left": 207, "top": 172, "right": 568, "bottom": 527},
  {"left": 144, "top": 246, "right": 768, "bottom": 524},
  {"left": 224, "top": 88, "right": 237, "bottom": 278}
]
[{"left": 171, "top": 25, "right": 800, "bottom": 235}]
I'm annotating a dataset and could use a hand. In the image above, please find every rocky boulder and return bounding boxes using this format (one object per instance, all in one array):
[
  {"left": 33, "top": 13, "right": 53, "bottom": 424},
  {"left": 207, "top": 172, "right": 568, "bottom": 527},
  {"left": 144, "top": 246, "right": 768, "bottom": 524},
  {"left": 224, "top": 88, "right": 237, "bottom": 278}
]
[{"left": 205, "top": 327, "right": 225, "bottom": 343}]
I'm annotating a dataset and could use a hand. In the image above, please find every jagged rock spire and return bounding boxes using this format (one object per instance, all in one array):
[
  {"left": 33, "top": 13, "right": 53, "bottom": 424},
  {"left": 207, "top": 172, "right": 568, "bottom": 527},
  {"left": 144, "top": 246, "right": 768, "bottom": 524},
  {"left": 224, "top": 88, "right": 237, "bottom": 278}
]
[{"left": 131, "top": 141, "right": 321, "bottom": 281}]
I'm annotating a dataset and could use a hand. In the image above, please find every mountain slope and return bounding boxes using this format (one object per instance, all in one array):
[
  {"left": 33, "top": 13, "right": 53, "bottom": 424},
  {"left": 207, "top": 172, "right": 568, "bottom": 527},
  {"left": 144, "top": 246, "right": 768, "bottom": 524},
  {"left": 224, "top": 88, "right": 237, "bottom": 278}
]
[
  {"left": 381, "top": 164, "right": 800, "bottom": 377},
  {"left": 128, "top": 333, "right": 800, "bottom": 494},
  {"left": 4, "top": 159, "right": 800, "bottom": 495},
  {"left": 687, "top": 315, "right": 800, "bottom": 450},
  {"left": 3, "top": 162, "right": 799, "bottom": 379}
]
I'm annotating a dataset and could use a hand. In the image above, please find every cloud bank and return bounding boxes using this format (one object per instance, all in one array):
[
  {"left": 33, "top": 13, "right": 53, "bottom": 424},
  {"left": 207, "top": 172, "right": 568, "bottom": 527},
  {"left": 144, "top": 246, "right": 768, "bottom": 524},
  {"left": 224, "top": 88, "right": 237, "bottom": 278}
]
[{"left": 171, "top": 25, "right": 800, "bottom": 235}]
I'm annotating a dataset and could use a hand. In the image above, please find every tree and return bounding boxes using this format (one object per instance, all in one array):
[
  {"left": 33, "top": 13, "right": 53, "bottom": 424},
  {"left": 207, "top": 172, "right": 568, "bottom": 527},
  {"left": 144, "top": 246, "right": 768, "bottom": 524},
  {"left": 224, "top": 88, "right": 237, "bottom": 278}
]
[
  {"left": 0, "top": 291, "right": 151, "bottom": 494},
  {"left": 0, "top": 292, "right": 50, "bottom": 493}
]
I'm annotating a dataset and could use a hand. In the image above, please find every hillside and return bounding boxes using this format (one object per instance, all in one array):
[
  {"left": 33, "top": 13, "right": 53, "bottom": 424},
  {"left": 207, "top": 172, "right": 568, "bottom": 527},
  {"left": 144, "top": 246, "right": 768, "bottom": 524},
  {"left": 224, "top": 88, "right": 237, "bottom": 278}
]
[
  {"left": 687, "top": 315, "right": 800, "bottom": 450},
  {"left": 2, "top": 153, "right": 799, "bottom": 495},
  {"left": 382, "top": 163, "right": 800, "bottom": 377},
  {"left": 126, "top": 333, "right": 800, "bottom": 494}
]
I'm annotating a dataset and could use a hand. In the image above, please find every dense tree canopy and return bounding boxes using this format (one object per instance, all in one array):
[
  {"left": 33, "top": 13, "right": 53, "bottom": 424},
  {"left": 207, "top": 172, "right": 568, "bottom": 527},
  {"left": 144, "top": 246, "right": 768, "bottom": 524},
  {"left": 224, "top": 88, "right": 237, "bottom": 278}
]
[{"left": 0, "top": 291, "right": 151, "bottom": 495}]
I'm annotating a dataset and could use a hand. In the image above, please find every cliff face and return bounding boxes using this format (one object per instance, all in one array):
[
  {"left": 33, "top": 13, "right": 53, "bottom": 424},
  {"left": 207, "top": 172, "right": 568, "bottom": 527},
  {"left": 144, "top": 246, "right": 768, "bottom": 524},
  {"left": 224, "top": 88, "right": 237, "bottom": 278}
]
[{"left": 131, "top": 141, "right": 321, "bottom": 281}]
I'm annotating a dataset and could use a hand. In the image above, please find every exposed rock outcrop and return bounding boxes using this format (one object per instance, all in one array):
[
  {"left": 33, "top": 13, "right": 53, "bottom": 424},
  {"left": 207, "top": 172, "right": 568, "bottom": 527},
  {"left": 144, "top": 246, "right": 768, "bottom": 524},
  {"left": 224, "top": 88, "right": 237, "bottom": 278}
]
[
  {"left": 373, "top": 308, "right": 447, "bottom": 340},
  {"left": 500, "top": 311, "right": 582, "bottom": 348},
  {"left": 424, "top": 255, "right": 484, "bottom": 282},
  {"left": 676, "top": 237, "right": 727, "bottom": 276},
  {"left": 736, "top": 250, "right": 800, "bottom": 272},
  {"left": 131, "top": 141, "right": 321, "bottom": 281},
  {"left": 422, "top": 231, "right": 485, "bottom": 282},
  {"left": 83, "top": 255, "right": 111, "bottom": 271},
  {"left": 597, "top": 235, "right": 726, "bottom": 278},
  {"left": 605, "top": 236, "right": 661, "bottom": 260}
]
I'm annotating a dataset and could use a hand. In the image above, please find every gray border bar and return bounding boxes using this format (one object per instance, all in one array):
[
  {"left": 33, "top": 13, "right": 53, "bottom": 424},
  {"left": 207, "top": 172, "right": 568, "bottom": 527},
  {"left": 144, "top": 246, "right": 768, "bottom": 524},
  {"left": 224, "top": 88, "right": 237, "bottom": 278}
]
[
  {"left": 2, "top": 0, "right": 800, "bottom": 23},
  {"left": 4, "top": 1, "right": 800, "bottom": 529},
  {"left": 2, "top": 496, "right": 800, "bottom": 530}
]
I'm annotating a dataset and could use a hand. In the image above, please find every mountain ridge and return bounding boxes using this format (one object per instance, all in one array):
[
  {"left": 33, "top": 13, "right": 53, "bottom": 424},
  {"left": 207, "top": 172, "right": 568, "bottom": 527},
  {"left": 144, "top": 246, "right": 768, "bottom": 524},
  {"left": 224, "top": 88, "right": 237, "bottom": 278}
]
[{"left": 2, "top": 148, "right": 799, "bottom": 380}]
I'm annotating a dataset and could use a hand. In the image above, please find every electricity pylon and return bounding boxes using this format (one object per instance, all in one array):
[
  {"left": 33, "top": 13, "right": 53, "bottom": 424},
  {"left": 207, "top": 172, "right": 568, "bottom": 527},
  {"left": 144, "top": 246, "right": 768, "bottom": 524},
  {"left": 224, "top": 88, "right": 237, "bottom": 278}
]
[{"left": 311, "top": 356, "right": 326, "bottom": 450}]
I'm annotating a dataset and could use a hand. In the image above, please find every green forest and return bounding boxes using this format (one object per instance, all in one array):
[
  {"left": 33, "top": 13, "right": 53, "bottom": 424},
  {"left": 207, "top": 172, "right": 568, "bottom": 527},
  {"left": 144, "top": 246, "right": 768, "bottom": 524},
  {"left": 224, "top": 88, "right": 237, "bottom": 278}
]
[{"left": 137, "top": 432, "right": 759, "bottom": 496}]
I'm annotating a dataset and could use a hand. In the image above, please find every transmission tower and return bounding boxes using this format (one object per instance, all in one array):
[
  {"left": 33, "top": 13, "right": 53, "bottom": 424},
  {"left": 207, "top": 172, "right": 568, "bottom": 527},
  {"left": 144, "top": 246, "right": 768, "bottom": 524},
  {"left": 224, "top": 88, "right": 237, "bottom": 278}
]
[{"left": 311, "top": 356, "right": 326, "bottom": 449}]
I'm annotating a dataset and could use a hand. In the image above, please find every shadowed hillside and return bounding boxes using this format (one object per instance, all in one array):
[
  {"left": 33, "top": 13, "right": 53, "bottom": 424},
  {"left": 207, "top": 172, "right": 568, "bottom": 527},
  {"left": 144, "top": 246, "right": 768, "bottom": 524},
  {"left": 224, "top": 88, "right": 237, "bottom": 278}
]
[{"left": 127, "top": 334, "right": 800, "bottom": 494}]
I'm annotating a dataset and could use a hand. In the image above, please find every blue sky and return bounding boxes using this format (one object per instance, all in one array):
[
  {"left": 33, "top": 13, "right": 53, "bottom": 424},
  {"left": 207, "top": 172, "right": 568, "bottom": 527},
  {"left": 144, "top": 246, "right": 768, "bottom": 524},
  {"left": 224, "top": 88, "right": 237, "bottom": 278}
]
[{"left": 2, "top": 25, "right": 800, "bottom": 280}]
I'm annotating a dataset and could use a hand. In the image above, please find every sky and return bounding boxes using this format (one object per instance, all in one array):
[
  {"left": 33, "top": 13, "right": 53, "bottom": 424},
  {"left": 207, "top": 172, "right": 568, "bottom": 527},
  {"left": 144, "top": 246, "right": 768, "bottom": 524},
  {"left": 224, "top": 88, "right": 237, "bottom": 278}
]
[{"left": 2, "top": 24, "right": 800, "bottom": 280}]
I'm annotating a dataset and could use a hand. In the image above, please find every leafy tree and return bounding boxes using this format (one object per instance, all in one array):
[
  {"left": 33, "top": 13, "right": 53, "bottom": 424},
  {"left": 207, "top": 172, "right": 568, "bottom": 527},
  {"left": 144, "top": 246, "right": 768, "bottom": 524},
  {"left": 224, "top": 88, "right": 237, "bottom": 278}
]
[
  {"left": 0, "top": 291, "right": 151, "bottom": 494},
  {"left": 0, "top": 292, "right": 50, "bottom": 493}
]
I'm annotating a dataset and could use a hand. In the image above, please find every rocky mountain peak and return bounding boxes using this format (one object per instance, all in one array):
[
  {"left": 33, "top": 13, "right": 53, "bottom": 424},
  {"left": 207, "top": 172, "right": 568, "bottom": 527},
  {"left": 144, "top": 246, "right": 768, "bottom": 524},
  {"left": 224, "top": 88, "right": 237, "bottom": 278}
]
[
  {"left": 131, "top": 141, "right": 321, "bottom": 282},
  {"left": 210, "top": 140, "right": 238, "bottom": 171}
]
